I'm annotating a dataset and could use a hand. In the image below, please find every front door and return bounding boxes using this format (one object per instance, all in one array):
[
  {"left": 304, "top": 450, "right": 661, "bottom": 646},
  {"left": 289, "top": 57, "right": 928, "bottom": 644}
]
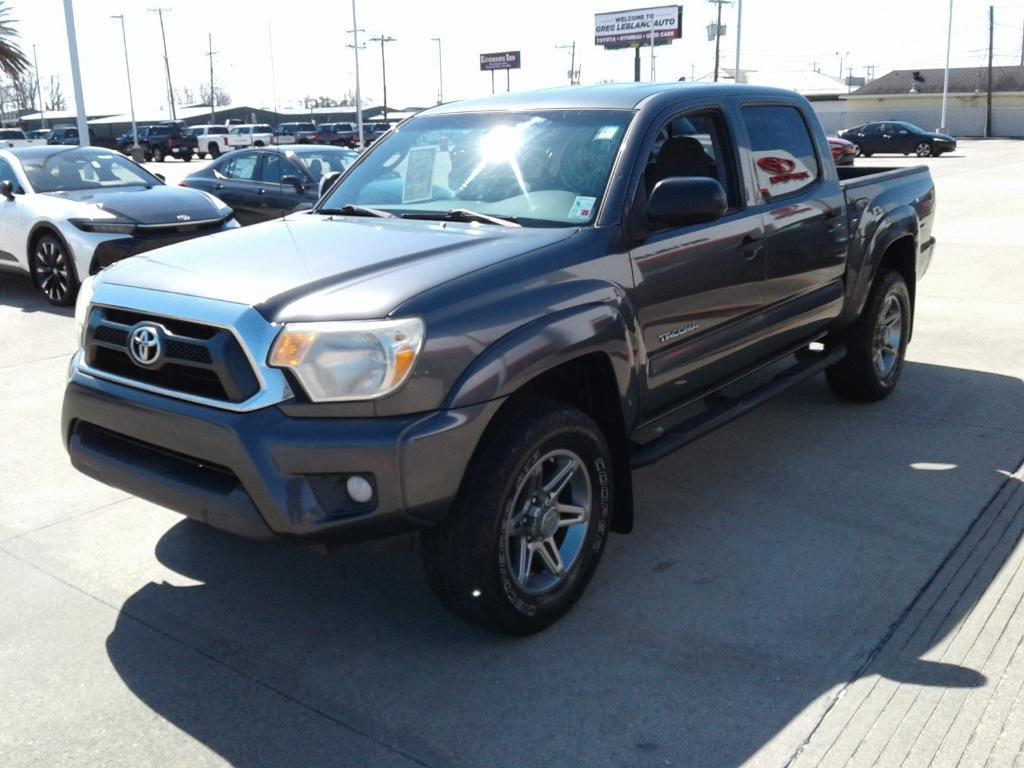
[
  {"left": 213, "top": 151, "right": 263, "bottom": 225},
  {"left": 629, "top": 109, "right": 766, "bottom": 416}
]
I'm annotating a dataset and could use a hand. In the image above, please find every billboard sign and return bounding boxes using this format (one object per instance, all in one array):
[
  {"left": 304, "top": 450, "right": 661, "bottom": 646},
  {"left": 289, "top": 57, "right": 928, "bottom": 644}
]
[
  {"left": 479, "top": 51, "right": 521, "bottom": 71},
  {"left": 595, "top": 5, "right": 682, "bottom": 48}
]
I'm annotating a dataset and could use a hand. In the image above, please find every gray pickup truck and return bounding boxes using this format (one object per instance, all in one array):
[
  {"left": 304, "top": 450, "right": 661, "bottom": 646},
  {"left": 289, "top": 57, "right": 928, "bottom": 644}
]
[{"left": 62, "top": 84, "right": 936, "bottom": 635}]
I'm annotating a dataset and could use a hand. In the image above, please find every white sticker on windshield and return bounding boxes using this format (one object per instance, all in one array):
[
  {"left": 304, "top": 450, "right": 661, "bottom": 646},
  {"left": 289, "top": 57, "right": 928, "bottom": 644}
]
[
  {"left": 568, "top": 196, "right": 597, "bottom": 220},
  {"left": 594, "top": 125, "right": 620, "bottom": 141},
  {"left": 402, "top": 145, "right": 437, "bottom": 203}
]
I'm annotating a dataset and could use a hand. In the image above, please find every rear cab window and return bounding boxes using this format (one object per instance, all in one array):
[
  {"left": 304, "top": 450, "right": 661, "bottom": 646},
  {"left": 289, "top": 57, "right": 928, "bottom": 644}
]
[{"left": 741, "top": 105, "right": 820, "bottom": 200}]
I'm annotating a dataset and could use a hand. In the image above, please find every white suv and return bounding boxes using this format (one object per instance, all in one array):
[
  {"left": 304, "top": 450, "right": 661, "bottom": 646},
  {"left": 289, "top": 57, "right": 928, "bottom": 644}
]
[{"left": 225, "top": 124, "right": 274, "bottom": 150}]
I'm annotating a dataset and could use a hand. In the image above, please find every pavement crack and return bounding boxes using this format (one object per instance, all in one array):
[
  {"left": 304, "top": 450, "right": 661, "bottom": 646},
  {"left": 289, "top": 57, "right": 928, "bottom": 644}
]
[{"left": 0, "top": 495, "right": 134, "bottom": 544}]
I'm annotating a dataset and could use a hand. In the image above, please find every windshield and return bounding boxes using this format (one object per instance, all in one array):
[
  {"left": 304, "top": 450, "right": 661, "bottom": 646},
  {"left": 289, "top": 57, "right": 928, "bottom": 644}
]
[
  {"left": 321, "top": 110, "right": 632, "bottom": 226},
  {"left": 23, "top": 149, "right": 160, "bottom": 192}
]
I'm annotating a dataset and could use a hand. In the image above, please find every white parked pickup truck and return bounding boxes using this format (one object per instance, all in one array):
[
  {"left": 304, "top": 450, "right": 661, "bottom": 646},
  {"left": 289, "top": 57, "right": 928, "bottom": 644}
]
[
  {"left": 189, "top": 124, "right": 232, "bottom": 159},
  {"left": 0, "top": 129, "right": 46, "bottom": 148},
  {"left": 225, "top": 124, "right": 274, "bottom": 150}
]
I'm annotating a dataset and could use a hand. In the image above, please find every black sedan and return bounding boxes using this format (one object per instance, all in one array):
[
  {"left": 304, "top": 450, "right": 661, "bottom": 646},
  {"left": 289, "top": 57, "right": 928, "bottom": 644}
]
[
  {"left": 180, "top": 145, "right": 358, "bottom": 226},
  {"left": 837, "top": 121, "right": 956, "bottom": 158}
]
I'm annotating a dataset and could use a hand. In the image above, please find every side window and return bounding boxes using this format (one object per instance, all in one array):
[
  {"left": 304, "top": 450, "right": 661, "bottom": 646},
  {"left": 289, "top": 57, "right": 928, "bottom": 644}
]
[
  {"left": 221, "top": 153, "right": 258, "bottom": 181},
  {"left": 644, "top": 110, "right": 737, "bottom": 207},
  {"left": 259, "top": 153, "right": 283, "bottom": 183},
  {"left": 741, "top": 105, "right": 820, "bottom": 199},
  {"left": 0, "top": 158, "right": 22, "bottom": 193}
]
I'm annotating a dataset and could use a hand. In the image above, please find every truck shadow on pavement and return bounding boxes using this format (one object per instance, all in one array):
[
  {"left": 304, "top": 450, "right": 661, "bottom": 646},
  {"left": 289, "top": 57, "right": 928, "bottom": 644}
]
[{"left": 104, "top": 360, "right": 1024, "bottom": 768}]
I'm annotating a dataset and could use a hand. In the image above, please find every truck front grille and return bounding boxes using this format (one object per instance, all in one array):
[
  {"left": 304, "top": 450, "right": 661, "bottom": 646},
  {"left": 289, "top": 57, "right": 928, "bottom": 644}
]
[{"left": 84, "top": 307, "right": 260, "bottom": 404}]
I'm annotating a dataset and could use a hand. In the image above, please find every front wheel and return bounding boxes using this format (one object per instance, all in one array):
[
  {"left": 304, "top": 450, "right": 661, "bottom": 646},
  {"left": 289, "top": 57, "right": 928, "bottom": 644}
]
[
  {"left": 421, "top": 399, "right": 613, "bottom": 635},
  {"left": 826, "top": 269, "right": 911, "bottom": 402},
  {"left": 152, "top": 147, "right": 165, "bottom": 162},
  {"left": 31, "top": 233, "right": 79, "bottom": 307},
  {"left": 915, "top": 142, "right": 933, "bottom": 157}
]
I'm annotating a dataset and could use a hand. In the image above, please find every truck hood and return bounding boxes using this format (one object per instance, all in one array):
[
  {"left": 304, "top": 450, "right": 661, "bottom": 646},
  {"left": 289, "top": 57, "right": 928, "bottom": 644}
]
[
  {"left": 47, "top": 185, "right": 226, "bottom": 225},
  {"left": 100, "top": 213, "right": 577, "bottom": 320}
]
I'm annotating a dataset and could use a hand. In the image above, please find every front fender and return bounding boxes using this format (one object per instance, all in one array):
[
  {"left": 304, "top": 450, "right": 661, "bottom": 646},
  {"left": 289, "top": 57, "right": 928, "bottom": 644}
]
[{"left": 445, "top": 301, "right": 639, "bottom": 429}]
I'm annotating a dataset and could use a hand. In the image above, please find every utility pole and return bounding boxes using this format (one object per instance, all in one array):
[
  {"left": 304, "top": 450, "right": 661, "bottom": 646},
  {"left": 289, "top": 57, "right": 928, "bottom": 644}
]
[
  {"left": 149, "top": 8, "right": 176, "bottom": 121},
  {"left": 556, "top": 42, "right": 578, "bottom": 85},
  {"left": 206, "top": 33, "right": 217, "bottom": 124},
  {"left": 369, "top": 34, "right": 396, "bottom": 124},
  {"left": 940, "top": 0, "right": 953, "bottom": 133},
  {"left": 63, "top": 0, "right": 89, "bottom": 145},
  {"left": 986, "top": 5, "right": 994, "bottom": 138},
  {"left": 32, "top": 44, "right": 45, "bottom": 129},
  {"left": 650, "top": 25, "right": 656, "bottom": 82},
  {"left": 111, "top": 15, "right": 138, "bottom": 148},
  {"left": 734, "top": 0, "right": 743, "bottom": 83},
  {"left": 708, "top": 0, "right": 732, "bottom": 82},
  {"left": 431, "top": 37, "right": 443, "bottom": 103},
  {"left": 268, "top": 24, "right": 278, "bottom": 124},
  {"left": 347, "top": 0, "right": 365, "bottom": 148}
]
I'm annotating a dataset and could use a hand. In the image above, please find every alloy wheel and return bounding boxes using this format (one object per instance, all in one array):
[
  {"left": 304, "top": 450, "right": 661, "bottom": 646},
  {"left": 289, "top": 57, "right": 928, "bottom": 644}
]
[
  {"left": 915, "top": 142, "right": 932, "bottom": 157},
  {"left": 503, "top": 449, "right": 592, "bottom": 595},
  {"left": 872, "top": 294, "right": 903, "bottom": 379},
  {"left": 34, "top": 239, "right": 71, "bottom": 304}
]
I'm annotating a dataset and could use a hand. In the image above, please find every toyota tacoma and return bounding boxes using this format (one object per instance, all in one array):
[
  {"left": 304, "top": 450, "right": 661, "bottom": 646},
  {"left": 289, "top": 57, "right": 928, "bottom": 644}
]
[{"left": 62, "top": 84, "right": 936, "bottom": 635}]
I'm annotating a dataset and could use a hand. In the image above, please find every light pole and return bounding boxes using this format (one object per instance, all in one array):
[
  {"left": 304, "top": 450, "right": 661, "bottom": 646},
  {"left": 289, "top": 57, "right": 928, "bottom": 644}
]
[
  {"left": 431, "top": 37, "right": 443, "bottom": 104},
  {"left": 32, "top": 45, "right": 46, "bottom": 129},
  {"left": 347, "top": 0, "right": 365, "bottom": 147},
  {"left": 111, "top": 15, "right": 137, "bottom": 149},
  {"left": 63, "top": 0, "right": 89, "bottom": 145},
  {"left": 149, "top": 8, "right": 176, "bottom": 121},
  {"left": 836, "top": 50, "right": 850, "bottom": 82},
  {"left": 940, "top": 0, "right": 953, "bottom": 132},
  {"left": 206, "top": 33, "right": 218, "bottom": 124},
  {"left": 369, "top": 34, "right": 396, "bottom": 124},
  {"left": 734, "top": 0, "right": 743, "bottom": 83}
]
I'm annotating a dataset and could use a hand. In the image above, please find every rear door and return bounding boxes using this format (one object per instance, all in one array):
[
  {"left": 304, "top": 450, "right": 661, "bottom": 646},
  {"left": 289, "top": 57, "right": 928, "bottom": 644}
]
[
  {"left": 212, "top": 151, "right": 263, "bottom": 225},
  {"left": 629, "top": 106, "right": 767, "bottom": 415},
  {"left": 741, "top": 103, "right": 845, "bottom": 351},
  {"left": 861, "top": 123, "right": 884, "bottom": 154}
]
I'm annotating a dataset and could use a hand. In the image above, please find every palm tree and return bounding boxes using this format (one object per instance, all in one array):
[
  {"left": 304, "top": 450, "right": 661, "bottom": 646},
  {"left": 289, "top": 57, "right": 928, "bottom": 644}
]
[{"left": 0, "top": 1, "right": 29, "bottom": 79}]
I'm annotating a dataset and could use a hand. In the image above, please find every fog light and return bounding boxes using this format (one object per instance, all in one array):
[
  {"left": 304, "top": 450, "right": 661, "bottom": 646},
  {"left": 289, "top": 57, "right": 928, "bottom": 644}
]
[{"left": 346, "top": 475, "right": 374, "bottom": 504}]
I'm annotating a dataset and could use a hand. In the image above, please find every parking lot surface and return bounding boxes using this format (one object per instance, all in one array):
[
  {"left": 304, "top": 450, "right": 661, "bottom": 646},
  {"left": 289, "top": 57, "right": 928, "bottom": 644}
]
[{"left": 1, "top": 140, "right": 1022, "bottom": 767}]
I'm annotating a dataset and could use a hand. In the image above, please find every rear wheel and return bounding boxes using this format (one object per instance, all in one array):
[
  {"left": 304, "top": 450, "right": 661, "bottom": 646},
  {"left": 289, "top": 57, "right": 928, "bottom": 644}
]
[
  {"left": 915, "top": 142, "right": 932, "bottom": 157},
  {"left": 421, "top": 399, "right": 613, "bottom": 636},
  {"left": 31, "top": 233, "right": 79, "bottom": 307},
  {"left": 209, "top": 143, "right": 221, "bottom": 159},
  {"left": 852, "top": 143, "right": 863, "bottom": 157},
  {"left": 152, "top": 147, "right": 165, "bottom": 162},
  {"left": 826, "top": 269, "right": 911, "bottom": 401}
]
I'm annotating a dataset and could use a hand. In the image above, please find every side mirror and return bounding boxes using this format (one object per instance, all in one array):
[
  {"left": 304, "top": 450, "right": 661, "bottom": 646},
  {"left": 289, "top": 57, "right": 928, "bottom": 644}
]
[
  {"left": 1, "top": 180, "right": 13, "bottom": 200},
  {"left": 280, "top": 175, "right": 305, "bottom": 193},
  {"left": 647, "top": 177, "right": 727, "bottom": 229},
  {"left": 318, "top": 171, "right": 341, "bottom": 199}
]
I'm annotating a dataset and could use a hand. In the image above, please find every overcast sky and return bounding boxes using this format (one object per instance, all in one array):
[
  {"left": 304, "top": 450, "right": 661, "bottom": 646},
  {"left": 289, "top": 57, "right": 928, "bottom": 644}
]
[{"left": 9, "top": 0, "right": 1024, "bottom": 119}]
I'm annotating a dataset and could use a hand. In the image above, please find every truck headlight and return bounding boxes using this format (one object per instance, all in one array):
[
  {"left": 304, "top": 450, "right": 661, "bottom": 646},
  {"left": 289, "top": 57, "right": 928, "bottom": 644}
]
[
  {"left": 269, "top": 318, "right": 424, "bottom": 402},
  {"left": 73, "top": 276, "right": 95, "bottom": 347}
]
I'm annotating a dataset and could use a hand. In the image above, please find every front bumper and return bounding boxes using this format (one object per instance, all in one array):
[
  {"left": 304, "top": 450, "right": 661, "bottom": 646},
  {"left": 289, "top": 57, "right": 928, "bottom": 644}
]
[{"left": 62, "top": 370, "right": 501, "bottom": 543}]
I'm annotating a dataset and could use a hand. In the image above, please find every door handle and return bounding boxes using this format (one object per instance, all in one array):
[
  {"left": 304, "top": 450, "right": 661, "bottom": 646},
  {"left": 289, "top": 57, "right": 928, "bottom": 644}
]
[
  {"left": 737, "top": 235, "right": 762, "bottom": 260},
  {"left": 257, "top": 188, "right": 266, "bottom": 195},
  {"left": 213, "top": 183, "right": 224, "bottom": 190}
]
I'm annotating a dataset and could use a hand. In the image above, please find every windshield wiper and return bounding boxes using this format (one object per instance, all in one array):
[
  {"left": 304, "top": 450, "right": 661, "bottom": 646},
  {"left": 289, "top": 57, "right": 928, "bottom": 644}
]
[
  {"left": 319, "top": 203, "right": 394, "bottom": 219},
  {"left": 402, "top": 208, "right": 521, "bottom": 227}
]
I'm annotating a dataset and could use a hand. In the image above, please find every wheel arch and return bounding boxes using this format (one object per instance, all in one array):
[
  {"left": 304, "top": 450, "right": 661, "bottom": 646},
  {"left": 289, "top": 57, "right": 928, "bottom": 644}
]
[
  {"left": 26, "top": 222, "right": 77, "bottom": 285},
  {"left": 446, "top": 304, "right": 640, "bottom": 534}
]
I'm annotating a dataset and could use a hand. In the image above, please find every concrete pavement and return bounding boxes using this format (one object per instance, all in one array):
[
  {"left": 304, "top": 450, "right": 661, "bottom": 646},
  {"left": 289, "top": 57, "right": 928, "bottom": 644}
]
[{"left": 1, "top": 140, "right": 1022, "bottom": 767}]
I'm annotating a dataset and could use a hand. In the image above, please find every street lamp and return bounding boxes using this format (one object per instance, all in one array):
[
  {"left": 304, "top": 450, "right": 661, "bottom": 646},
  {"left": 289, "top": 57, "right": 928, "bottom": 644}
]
[
  {"left": 111, "top": 15, "right": 138, "bottom": 149},
  {"left": 63, "top": 0, "right": 89, "bottom": 146},
  {"left": 149, "top": 8, "right": 176, "bottom": 121},
  {"left": 368, "top": 34, "right": 396, "bottom": 124},
  {"left": 347, "top": 0, "right": 365, "bottom": 147},
  {"left": 32, "top": 45, "right": 46, "bottom": 129},
  {"left": 431, "top": 37, "right": 443, "bottom": 104}
]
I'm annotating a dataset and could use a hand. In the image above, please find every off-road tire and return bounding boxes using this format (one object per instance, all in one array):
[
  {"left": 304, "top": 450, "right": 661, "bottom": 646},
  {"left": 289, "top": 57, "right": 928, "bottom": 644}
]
[
  {"left": 421, "top": 399, "right": 614, "bottom": 636},
  {"left": 826, "top": 268, "right": 911, "bottom": 402}
]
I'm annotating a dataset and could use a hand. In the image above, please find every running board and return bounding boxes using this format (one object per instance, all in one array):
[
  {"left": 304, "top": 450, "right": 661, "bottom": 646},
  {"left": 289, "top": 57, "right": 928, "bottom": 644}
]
[{"left": 629, "top": 345, "right": 846, "bottom": 469}]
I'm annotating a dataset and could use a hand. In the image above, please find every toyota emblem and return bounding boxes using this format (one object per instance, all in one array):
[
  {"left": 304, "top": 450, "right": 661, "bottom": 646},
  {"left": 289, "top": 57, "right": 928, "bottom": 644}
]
[
  {"left": 176, "top": 214, "right": 192, "bottom": 222},
  {"left": 128, "top": 325, "right": 163, "bottom": 367}
]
